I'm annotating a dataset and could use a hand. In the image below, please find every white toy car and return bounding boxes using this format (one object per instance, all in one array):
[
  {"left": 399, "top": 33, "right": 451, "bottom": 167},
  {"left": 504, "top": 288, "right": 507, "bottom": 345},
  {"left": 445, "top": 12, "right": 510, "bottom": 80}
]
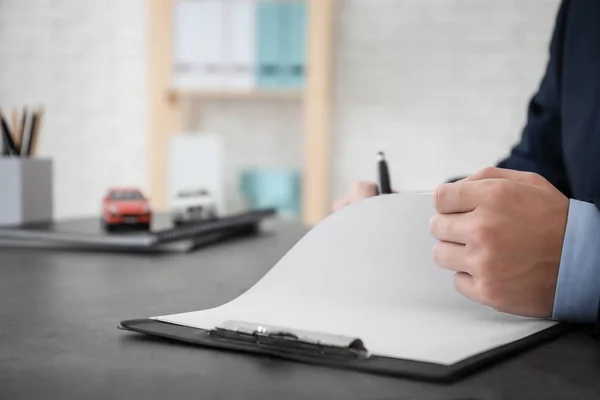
[{"left": 171, "top": 189, "right": 218, "bottom": 225}]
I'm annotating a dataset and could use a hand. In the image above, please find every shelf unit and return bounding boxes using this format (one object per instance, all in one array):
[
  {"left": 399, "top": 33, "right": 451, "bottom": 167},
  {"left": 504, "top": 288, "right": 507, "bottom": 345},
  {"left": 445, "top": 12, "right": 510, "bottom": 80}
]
[{"left": 148, "top": 0, "right": 333, "bottom": 226}]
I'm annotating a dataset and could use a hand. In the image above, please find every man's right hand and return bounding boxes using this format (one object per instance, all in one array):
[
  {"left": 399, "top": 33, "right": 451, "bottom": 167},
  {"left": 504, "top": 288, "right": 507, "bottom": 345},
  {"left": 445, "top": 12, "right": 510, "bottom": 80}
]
[{"left": 332, "top": 181, "right": 379, "bottom": 212}]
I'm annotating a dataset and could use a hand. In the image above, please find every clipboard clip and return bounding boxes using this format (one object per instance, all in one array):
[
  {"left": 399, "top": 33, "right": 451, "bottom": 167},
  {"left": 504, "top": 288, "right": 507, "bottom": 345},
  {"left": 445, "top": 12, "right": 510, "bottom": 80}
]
[{"left": 210, "top": 320, "right": 370, "bottom": 359}]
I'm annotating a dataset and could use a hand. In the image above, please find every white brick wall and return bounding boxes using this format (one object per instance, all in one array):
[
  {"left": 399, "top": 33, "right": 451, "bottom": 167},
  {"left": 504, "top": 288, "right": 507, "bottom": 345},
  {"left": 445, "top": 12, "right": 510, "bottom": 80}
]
[
  {"left": 331, "top": 0, "right": 561, "bottom": 200},
  {"left": 0, "top": 0, "right": 147, "bottom": 218},
  {"left": 0, "top": 0, "right": 561, "bottom": 218}
]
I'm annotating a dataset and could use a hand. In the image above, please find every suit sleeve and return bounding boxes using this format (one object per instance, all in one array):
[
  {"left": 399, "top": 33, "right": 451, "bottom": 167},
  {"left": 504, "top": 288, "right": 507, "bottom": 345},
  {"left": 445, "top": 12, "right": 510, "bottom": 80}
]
[{"left": 497, "top": 0, "right": 572, "bottom": 197}]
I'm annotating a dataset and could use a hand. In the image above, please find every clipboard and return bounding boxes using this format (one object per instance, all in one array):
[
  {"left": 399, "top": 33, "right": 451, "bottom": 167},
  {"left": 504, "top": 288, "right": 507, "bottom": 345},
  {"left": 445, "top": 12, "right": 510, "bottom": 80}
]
[
  {"left": 118, "top": 194, "right": 571, "bottom": 381},
  {"left": 118, "top": 318, "right": 569, "bottom": 382}
]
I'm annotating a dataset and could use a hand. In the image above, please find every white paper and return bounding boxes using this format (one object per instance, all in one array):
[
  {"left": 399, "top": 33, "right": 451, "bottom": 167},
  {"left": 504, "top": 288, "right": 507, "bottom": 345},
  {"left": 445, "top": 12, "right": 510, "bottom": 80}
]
[{"left": 154, "top": 193, "right": 557, "bottom": 365}]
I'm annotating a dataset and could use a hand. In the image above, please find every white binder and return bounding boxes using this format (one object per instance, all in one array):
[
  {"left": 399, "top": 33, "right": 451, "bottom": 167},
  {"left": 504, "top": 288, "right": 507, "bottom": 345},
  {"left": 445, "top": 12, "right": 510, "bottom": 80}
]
[
  {"left": 172, "top": 0, "right": 202, "bottom": 88},
  {"left": 172, "top": 0, "right": 226, "bottom": 89},
  {"left": 223, "top": 0, "right": 257, "bottom": 90}
]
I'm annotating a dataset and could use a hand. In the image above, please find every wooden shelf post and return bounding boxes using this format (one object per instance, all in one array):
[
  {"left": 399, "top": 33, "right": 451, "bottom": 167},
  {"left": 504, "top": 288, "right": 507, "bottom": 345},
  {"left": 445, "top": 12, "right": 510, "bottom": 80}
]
[
  {"left": 148, "top": 0, "right": 179, "bottom": 210},
  {"left": 303, "top": 0, "right": 334, "bottom": 225}
]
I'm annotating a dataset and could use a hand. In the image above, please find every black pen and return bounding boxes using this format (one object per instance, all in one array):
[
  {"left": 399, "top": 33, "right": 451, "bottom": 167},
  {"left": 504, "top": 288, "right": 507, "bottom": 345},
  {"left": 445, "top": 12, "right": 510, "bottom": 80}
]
[{"left": 377, "top": 151, "right": 392, "bottom": 194}]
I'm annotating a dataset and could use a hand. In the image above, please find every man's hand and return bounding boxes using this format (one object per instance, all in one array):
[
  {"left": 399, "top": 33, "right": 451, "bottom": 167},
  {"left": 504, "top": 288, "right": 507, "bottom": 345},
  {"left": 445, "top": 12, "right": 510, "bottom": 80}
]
[
  {"left": 332, "top": 181, "right": 379, "bottom": 212},
  {"left": 429, "top": 167, "right": 569, "bottom": 318}
]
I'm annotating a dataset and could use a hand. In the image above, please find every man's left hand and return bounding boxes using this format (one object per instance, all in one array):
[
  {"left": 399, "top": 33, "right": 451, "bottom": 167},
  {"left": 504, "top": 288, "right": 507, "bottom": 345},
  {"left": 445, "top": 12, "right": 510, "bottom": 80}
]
[{"left": 429, "top": 167, "right": 569, "bottom": 318}]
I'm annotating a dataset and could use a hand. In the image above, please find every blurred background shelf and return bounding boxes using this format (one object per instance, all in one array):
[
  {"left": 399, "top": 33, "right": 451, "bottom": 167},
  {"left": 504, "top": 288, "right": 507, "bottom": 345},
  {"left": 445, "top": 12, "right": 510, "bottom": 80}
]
[
  {"left": 170, "top": 89, "right": 304, "bottom": 102},
  {"left": 149, "top": 0, "right": 333, "bottom": 226}
]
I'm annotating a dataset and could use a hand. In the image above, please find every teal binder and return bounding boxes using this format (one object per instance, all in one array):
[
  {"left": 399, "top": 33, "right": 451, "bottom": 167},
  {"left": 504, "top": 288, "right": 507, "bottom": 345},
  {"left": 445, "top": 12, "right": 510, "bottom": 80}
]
[
  {"left": 257, "top": 1, "right": 282, "bottom": 88},
  {"left": 240, "top": 169, "right": 301, "bottom": 218},
  {"left": 278, "top": 1, "right": 306, "bottom": 88},
  {"left": 278, "top": 2, "right": 293, "bottom": 87},
  {"left": 288, "top": 1, "right": 307, "bottom": 88}
]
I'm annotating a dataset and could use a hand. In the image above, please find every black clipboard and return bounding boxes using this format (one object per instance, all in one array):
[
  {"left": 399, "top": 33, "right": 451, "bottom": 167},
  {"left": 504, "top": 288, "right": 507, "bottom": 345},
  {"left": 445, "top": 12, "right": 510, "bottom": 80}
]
[{"left": 118, "top": 317, "right": 571, "bottom": 382}]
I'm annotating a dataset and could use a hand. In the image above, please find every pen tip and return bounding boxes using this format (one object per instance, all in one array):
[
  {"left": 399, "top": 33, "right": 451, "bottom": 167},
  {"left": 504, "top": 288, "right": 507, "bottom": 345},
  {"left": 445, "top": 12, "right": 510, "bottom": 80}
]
[{"left": 377, "top": 151, "right": 385, "bottom": 161}]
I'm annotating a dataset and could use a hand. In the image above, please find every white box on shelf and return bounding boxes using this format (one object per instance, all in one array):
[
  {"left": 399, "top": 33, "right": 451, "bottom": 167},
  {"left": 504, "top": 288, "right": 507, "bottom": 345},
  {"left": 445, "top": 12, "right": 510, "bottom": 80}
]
[
  {"left": 168, "top": 134, "right": 224, "bottom": 214},
  {"left": 0, "top": 158, "right": 53, "bottom": 226}
]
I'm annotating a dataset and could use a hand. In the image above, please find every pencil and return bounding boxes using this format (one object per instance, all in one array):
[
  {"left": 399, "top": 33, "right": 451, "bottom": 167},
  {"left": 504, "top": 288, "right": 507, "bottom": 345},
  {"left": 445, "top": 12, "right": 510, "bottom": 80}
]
[
  {"left": 17, "top": 107, "right": 27, "bottom": 154},
  {"left": 24, "top": 112, "right": 37, "bottom": 157},
  {"left": 11, "top": 108, "right": 19, "bottom": 144},
  {"left": 30, "top": 107, "right": 43, "bottom": 157}
]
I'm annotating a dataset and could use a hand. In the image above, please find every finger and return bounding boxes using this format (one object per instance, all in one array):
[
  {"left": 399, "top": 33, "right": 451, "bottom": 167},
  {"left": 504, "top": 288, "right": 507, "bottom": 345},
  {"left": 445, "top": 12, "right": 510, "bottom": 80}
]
[
  {"left": 453, "top": 272, "right": 482, "bottom": 303},
  {"left": 349, "top": 181, "right": 378, "bottom": 201},
  {"left": 466, "top": 167, "right": 547, "bottom": 187},
  {"left": 429, "top": 213, "right": 472, "bottom": 244},
  {"left": 332, "top": 197, "right": 350, "bottom": 212},
  {"left": 432, "top": 241, "right": 472, "bottom": 273},
  {"left": 434, "top": 181, "right": 483, "bottom": 214}
]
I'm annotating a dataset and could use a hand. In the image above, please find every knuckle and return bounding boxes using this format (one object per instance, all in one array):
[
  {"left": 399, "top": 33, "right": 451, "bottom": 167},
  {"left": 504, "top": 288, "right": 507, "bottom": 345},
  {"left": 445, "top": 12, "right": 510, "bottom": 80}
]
[
  {"left": 479, "top": 166, "right": 498, "bottom": 178},
  {"left": 472, "top": 249, "right": 494, "bottom": 276},
  {"left": 471, "top": 220, "right": 494, "bottom": 244},
  {"left": 432, "top": 241, "right": 444, "bottom": 264},
  {"left": 528, "top": 172, "right": 547, "bottom": 186},
  {"left": 522, "top": 171, "right": 538, "bottom": 182},
  {"left": 434, "top": 184, "right": 447, "bottom": 211},
  {"left": 463, "top": 246, "right": 478, "bottom": 269},
  {"left": 429, "top": 214, "right": 447, "bottom": 238},
  {"left": 485, "top": 180, "right": 508, "bottom": 199},
  {"left": 477, "top": 281, "right": 501, "bottom": 308},
  {"left": 429, "top": 215, "right": 439, "bottom": 235}
]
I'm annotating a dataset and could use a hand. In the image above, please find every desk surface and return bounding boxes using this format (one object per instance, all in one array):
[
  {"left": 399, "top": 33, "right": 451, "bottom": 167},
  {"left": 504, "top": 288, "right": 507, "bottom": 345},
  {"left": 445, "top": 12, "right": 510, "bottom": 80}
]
[{"left": 1, "top": 219, "right": 600, "bottom": 400}]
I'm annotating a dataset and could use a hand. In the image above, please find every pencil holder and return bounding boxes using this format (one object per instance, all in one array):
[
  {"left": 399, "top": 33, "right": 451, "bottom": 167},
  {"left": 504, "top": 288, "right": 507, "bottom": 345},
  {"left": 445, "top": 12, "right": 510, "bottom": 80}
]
[{"left": 0, "top": 158, "right": 53, "bottom": 226}]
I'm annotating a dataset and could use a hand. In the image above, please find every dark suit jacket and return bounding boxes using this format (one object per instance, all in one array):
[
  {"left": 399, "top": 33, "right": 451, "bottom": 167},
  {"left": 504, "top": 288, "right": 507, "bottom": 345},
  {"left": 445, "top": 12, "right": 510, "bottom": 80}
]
[
  {"left": 494, "top": 0, "right": 600, "bottom": 327},
  {"left": 497, "top": 0, "right": 600, "bottom": 203}
]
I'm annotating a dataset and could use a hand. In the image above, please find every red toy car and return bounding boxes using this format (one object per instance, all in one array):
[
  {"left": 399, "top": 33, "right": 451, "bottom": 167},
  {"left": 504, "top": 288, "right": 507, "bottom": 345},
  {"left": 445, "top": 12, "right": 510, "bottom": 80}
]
[{"left": 101, "top": 187, "right": 152, "bottom": 231}]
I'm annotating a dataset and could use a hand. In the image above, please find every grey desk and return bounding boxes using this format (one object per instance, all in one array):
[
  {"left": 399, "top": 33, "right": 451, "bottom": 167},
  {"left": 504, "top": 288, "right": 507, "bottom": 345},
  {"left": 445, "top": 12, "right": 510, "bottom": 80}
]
[{"left": 1, "top": 220, "right": 600, "bottom": 400}]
